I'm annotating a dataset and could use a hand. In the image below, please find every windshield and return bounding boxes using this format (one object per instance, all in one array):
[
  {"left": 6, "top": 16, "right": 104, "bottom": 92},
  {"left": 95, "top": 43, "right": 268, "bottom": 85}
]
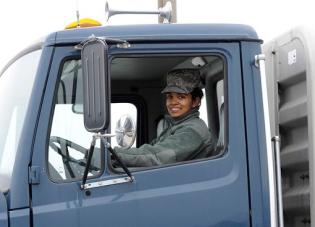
[{"left": 0, "top": 49, "right": 41, "bottom": 191}]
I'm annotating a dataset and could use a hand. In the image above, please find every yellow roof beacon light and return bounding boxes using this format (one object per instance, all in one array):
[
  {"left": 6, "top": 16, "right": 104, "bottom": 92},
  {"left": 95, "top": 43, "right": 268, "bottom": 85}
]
[{"left": 65, "top": 18, "right": 102, "bottom": 29}]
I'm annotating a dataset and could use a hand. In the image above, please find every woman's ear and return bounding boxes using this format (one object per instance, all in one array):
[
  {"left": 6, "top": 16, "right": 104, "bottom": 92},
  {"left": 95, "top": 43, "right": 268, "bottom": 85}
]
[{"left": 192, "top": 97, "right": 201, "bottom": 108}]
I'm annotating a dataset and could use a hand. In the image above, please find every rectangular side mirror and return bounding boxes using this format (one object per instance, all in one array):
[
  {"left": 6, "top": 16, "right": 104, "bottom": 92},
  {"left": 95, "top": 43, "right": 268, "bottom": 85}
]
[{"left": 81, "top": 38, "right": 110, "bottom": 132}]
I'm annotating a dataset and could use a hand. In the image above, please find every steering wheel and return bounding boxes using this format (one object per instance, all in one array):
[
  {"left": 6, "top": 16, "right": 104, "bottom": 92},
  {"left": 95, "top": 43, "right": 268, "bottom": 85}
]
[{"left": 49, "top": 136, "right": 100, "bottom": 179}]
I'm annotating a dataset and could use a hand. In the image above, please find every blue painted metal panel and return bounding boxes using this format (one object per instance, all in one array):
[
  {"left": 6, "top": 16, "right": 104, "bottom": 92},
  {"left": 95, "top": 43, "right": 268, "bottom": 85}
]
[
  {"left": 0, "top": 192, "right": 8, "bottom": 227},
  {"left": 30, "top": 42, "right": 251, "bottom": 226},
  {"left": 52, "top": 24, "right": 260, "bottom": 44},
  {"left": 9, "top": 208, "right": 30, "bottom": 227},
  {"left": 9, "top": 44, "right": 56, "bottom": 210},
  {"left": 30, "top": 46, "right": 82, "bottom": 227},
  {"left": 241, "top": 41, "right": 271, "bottom": 226}
]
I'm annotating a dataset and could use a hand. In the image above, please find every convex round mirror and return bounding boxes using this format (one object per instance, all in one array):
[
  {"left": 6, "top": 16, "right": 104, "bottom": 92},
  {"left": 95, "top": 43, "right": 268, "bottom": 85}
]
[{"left": 115, "top": 115, "right": 136, "bottom": 149}]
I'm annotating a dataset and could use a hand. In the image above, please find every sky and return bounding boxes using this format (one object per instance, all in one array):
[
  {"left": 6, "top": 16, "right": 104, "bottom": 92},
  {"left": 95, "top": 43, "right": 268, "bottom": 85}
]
[{"left": 0, "top": 0, "right": 314, "bottom": 70}]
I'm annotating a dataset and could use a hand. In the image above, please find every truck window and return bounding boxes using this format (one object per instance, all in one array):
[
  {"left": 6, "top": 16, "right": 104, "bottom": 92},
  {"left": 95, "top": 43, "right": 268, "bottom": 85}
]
[
  {"left": 0, "top": 49, "right": 41, "bottom": 190},
  {"left": 48, "top": 60, "right": 139, "bottom": 182},
  {"left": 47, "top": 55, "right": 226, "bottom": 180},
  {"left": 110, "top": 55, "right": 225, "bottom": 168}
]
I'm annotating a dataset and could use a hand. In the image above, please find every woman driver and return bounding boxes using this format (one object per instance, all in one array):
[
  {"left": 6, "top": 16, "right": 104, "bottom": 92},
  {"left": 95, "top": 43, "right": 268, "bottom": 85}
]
[{"left": 114, "top": 69, "right": 214, "bottom": 167}]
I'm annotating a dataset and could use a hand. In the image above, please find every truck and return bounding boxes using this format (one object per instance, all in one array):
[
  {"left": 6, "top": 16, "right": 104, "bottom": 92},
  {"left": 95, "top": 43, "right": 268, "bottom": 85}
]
[{"left": 0, "top": 3, "right": 314, "bottom": 226}]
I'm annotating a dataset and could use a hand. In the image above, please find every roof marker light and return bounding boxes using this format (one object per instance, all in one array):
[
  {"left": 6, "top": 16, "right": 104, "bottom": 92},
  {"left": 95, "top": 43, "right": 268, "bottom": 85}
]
[{"left": 65, "top": 18, "right": 102, "bottom": 29}]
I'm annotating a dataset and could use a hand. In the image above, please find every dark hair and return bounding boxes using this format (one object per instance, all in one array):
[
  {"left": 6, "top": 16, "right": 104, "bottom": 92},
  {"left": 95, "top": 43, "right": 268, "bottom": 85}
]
[{"left": 191, "top": 87, "right": 203, "bottom": 100}]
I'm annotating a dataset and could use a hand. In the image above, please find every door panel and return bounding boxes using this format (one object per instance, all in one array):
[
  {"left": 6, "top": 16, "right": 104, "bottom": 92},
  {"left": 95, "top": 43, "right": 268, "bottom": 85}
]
[{"left": 31, "top": 43, "right": 250, "bottom": 226}]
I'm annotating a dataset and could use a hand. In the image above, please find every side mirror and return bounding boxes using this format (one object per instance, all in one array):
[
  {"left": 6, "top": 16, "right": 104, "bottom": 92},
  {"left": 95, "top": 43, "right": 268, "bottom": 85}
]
[
  {"left": 81, "top": 38, "right": 110, "bottom": 132},
  {"left": 115, "top": 115, "right": 136, "bottom": 149}
]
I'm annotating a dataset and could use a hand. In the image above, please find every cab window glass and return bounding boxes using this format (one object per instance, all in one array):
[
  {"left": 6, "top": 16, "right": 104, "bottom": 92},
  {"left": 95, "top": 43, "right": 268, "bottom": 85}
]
[
  {"left": 48, "top": 60, "right": 138, "bottom": 182},
  {"left": 199, "top": 88, "right": 208, "bottom": 126},
  {"left": 48, "top": 103, "right": 100, "bottom": 181},
  {"left": 0, "top": 49, "right": 41, "bottom": 186}
]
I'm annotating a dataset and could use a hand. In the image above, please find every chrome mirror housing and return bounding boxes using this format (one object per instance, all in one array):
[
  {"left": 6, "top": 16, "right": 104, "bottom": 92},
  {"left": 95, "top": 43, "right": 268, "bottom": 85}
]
[{"left": 115, "top": 115, "right": 136, "bottom": 149}]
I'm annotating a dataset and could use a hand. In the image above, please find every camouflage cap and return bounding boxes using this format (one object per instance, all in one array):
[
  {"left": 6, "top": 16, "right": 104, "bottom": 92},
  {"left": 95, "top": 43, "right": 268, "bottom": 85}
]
[{"left": 161, "top": 69, "right": 202, "bottom": 94}]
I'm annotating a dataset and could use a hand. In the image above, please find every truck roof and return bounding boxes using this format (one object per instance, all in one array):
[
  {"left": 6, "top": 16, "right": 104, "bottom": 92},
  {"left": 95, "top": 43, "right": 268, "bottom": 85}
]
[
  {"left": 47, "top": 23, "right": 260, "bottom": 45},
  {"left": 1, "top": 23, "right": 260, "bottom": 75}
]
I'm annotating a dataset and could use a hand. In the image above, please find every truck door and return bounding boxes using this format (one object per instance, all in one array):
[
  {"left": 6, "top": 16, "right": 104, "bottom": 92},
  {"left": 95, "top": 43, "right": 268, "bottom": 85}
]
[{"left": 30, "top": 43, "right": 250, "bottom": 226}]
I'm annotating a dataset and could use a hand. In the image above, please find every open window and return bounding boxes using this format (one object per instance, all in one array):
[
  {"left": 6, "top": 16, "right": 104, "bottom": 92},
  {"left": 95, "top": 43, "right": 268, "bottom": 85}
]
[
  {"left": 47, "top": 54, "right": 226, "bottom": 182},
  {"left": 110, "top": 55, "right": 226, "bottom": 167}
]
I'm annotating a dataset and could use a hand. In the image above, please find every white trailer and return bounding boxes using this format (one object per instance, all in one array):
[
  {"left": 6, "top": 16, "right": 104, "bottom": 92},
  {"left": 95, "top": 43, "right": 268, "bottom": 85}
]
[{"left": 264, "top": 26, "right": 315, "bottom": 227}]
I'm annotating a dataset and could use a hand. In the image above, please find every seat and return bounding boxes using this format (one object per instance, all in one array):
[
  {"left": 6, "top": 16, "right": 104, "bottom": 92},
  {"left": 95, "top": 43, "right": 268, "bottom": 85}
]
[{"left": 214, "top": 103, "right": 225, "bottom": 154}]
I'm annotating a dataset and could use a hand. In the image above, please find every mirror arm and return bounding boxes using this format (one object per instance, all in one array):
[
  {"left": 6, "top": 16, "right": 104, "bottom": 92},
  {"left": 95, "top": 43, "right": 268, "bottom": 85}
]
[
  {"left": 105, "top": 144, "right": 134, "bottom": 182},
  {"left": 75, "top": 35, "right": 130, "bottom": 50},
  {"left": 81, "top": 136, "right": 96, "bottom": 189},
  {"left": 81, "top": 134, "right": 134, "bottom": 190}
]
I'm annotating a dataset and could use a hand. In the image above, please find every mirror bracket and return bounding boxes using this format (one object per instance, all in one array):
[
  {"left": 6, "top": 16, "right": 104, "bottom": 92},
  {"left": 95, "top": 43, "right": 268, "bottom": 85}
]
[
  {"left": 81, "top": 133, "right": 134, "bottom": 190},
  {"left": 76, "top": 35, "right": 130, "bottom": 50}
]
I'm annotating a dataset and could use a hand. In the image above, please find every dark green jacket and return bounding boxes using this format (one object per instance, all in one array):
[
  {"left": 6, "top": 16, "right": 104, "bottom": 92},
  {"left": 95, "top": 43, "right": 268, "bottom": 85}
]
[{"left": 115, "top": 108, "right": 214, "bottom": 167}]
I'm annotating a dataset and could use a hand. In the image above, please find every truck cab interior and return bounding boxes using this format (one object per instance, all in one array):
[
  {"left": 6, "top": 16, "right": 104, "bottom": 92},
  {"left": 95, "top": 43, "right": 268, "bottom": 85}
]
[{"left": 48, "top": 53, "right": 226, "bottom": 182}]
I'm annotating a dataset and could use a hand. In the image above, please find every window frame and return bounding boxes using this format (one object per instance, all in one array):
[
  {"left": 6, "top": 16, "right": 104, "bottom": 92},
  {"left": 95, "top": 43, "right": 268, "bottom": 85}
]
[
  {"left": 108, "top": 52, "right": 228, "bottom": 172},
  {"left": 45, "top": 49, "right": 229, "bottom": 182},
  {"left": 46, "top": 58, "right": 148, "bottom": 183}
]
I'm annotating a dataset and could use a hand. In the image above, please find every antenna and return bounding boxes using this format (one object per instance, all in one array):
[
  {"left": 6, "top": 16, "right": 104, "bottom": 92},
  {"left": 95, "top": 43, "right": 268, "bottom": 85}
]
[{"left": 76, "top": 0, "right": 80, "bottom": 27}]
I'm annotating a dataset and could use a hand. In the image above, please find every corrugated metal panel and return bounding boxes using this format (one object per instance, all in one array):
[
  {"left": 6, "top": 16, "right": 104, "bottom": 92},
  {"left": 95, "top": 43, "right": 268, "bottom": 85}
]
[{"left": 263, "top": 26, "right": 315, "bottom": 227}]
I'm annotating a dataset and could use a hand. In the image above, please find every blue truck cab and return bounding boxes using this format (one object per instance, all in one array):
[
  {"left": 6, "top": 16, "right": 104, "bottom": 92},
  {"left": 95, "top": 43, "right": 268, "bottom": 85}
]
[{"left": 0, "top": 23, "right": 274, "bottom": 226}]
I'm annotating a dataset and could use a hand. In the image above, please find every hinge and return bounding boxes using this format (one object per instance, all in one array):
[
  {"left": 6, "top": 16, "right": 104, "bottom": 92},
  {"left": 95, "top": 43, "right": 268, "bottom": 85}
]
[{"left": 29, "top": 166, "right": 40, "bottom": 185}]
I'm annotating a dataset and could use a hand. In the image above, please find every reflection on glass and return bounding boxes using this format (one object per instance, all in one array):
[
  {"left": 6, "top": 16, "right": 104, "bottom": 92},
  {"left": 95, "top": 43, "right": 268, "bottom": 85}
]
[{"left": 0, "top": 50, "right": 41, "bottom": 182}]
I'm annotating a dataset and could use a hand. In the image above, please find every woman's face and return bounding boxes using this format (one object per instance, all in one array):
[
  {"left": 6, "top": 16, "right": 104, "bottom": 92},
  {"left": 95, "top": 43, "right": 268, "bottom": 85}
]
[{"left": 166, "top": 92, "right": 200, "bottom": 118}]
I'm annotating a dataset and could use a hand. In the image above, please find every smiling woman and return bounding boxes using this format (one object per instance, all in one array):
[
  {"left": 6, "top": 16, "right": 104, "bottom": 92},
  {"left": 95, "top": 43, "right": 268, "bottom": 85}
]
[
  {"left": 163, "top": 69, "right": 203, "bottom": 118},
  {"left": 165, "top": 92, "right": 197, "bottom": 118},
  {"left": 112, "top": 62, "right": 220, "bottom": 168}
]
